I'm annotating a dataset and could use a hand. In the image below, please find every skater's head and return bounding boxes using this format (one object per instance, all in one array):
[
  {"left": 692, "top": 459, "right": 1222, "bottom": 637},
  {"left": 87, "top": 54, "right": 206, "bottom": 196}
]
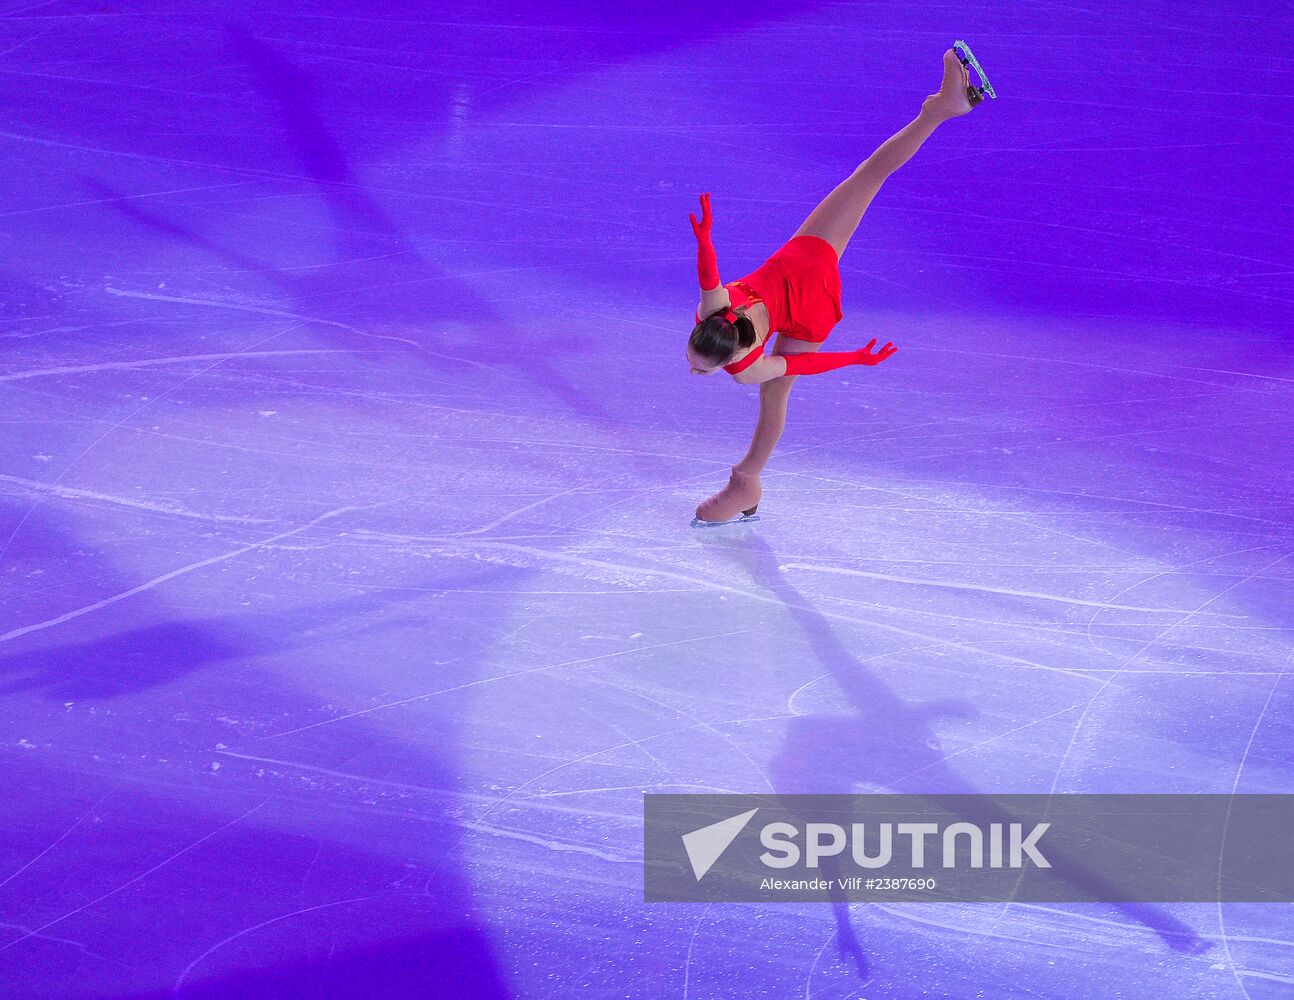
[{"left": 688, "top": 309, "right": 757, "bottom": 375}]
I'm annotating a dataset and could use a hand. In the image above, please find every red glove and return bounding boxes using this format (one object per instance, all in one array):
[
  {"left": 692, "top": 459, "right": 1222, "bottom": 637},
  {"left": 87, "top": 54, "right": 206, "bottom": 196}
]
[
  {"left": 781, "top": 339, "right": 897, "bottom": 376},
  {"left": 690, "top": 192, "right": 721, "bottom": 291}
]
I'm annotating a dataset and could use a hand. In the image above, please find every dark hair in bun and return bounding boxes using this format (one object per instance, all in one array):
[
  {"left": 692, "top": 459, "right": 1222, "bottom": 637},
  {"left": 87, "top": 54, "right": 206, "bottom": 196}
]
[{"left": 688, "top": 309, "right": 757, "bottom": 367}]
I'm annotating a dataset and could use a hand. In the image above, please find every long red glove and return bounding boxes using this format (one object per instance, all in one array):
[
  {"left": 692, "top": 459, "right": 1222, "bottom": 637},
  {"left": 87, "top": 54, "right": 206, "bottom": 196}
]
[
  {"left": 782, "top": 339, "right": 898, "bottom": 375},
  {"left": 690, "top": 192, "right": 721, "bottom": 291}
]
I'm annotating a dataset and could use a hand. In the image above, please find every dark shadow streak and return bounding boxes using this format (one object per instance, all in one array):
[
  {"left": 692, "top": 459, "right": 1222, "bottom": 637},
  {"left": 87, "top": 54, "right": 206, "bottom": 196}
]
[
  {"left": 0, "top": 563, "right": 518, "bottom": 701},
  {"left": 84, "top": 27, "right": 613, "bottom": 429},
  {"left": 0, "top": 503, "right": 523, "bottom": 996}
]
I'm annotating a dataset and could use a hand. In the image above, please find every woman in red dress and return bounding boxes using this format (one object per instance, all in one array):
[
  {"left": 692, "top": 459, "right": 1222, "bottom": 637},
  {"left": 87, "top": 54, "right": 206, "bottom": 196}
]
[{"left": 687, "top": 47, "right": 990, "bottom": 524}]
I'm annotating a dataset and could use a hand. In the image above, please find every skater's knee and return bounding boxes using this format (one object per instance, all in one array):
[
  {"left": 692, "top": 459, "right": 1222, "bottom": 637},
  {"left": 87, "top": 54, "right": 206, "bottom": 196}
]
[
  {"left": 855, "top": 155, "right": 883, "bottom": 179},
  {"left": 852, "top": 157, "right": 890, "bottom": 196}
]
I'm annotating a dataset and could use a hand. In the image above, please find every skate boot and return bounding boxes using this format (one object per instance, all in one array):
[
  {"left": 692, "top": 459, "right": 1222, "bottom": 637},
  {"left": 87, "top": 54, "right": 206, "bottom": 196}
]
[
  {"left": 691, "top": 466, "right": 761, "bottom": 527},
  {"left": 923, "top": 45, "right": 992, "bottom": 118}
]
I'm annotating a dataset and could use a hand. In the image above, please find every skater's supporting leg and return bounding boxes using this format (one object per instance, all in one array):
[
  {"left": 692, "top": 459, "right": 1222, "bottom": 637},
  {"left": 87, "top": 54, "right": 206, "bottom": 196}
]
[
  {"left": 793, "top": 50, "right": 973, "bottom": 260},
  {"left": 694, "top": 337, "right": 821, "bottom": 522},
  {"left": 734, "top": 337, "right": 821, "bottom": 475}
]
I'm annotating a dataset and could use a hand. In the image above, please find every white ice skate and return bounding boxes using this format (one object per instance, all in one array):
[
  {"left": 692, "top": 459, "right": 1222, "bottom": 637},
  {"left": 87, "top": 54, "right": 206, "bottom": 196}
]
[
  {"left": 953, "top": 39, "right": 997, "bottom": 101},
  {"left": 691, "top": 466, "right": 762, "bottom": 528},
  {"left": 690, "top": 509, "right": 760, "bottom": 529}
]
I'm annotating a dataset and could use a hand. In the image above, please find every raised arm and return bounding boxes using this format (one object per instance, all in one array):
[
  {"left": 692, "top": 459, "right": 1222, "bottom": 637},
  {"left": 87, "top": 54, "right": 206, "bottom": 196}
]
[
  {"left": 690, "top": 193, "right": 731, "bottom": 318},
  {"left": 729, "top": 339, "right": 899, "bottom": 384}
]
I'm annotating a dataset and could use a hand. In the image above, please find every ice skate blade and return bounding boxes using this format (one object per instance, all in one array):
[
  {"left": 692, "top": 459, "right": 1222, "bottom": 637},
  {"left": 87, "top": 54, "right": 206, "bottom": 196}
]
[
  {"left": 952, "top": 39, "right": 997, "bottom": 100},
  {"left": 690, "top": 512, "right": 761, "bottom": 529}
]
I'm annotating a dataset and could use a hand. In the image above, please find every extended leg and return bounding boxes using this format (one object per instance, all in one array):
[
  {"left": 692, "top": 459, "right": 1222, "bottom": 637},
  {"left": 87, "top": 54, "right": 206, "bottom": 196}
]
[{"left": 793, "top": 49, "right": 977, "bottom": 259}]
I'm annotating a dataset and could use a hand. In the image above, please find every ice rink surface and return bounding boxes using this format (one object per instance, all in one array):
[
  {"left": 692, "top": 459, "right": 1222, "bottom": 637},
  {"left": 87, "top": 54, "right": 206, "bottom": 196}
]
[{"left": 2, "top": 1, "right": 1292, "bottom": 996}]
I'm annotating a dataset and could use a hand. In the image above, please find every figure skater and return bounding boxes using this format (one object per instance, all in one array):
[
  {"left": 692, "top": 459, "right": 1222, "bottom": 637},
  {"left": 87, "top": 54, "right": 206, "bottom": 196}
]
[{"left": 687, "top": 43, "right": 995, "bottom": 526}]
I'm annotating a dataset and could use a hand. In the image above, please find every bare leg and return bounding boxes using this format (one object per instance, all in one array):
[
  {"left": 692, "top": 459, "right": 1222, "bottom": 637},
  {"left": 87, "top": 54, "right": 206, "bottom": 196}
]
[
  {"left": 694, "top": 336, "right": 820, "bottom": 522},
  {"left": 734, "top": 336, "right": 821, "bottom": 475},
  {"left": 794, "top": 49, "right": 977, "bottom": 259}
]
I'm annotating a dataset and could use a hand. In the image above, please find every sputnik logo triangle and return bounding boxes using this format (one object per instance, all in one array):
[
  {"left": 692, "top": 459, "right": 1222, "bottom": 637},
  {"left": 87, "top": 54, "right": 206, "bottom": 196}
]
[{"left": 681, "top": 808, "right": 758, "bottom": 881}]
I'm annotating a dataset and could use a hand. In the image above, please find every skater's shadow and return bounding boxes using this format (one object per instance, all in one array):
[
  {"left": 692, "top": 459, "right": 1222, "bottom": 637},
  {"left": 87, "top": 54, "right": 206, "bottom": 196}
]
[{"left": 704, "top": 532, "right": 1210, "bottom": 980}]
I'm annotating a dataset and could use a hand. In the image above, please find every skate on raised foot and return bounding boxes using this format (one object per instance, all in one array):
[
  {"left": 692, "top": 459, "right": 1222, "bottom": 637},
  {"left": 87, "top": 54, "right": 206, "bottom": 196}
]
[
  {"left": 691, "top": 466, "right": 762, "bottom": 528},
  {"left": 953, "top": 39, "right": 997, "bottom": 102}
]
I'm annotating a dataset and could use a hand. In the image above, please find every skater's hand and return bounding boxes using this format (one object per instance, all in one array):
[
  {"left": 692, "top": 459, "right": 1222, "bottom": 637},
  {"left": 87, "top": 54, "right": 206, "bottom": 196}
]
[
  {"left": 853, "top": 339, "right": 898, "bottom": 365},
  {"left": 689, "top": 192, "right": 713, "bottom": 240},
  {"left": 691, "top": 192, "right": 721, "bottom": 291}
]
